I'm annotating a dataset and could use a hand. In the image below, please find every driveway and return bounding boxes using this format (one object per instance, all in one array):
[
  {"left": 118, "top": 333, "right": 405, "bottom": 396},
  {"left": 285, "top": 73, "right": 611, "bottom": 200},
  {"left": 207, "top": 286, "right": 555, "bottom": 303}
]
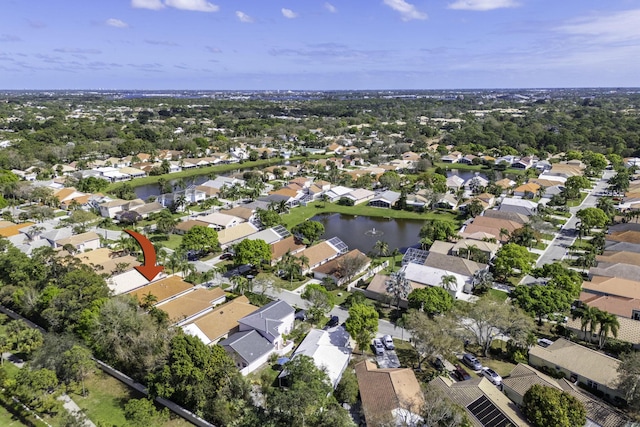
[{"left": 376, "top": 349, "right": 401, "bottom": 368}]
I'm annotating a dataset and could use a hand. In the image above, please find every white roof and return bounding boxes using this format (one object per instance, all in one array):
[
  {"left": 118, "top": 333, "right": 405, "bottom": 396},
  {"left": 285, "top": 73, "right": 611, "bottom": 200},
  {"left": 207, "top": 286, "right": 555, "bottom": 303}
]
[
  {"left": 247, "top": 228, "right": 283, "bottom": 245},
  {"left": 537, "top": 173, "right": 567, "bottom": 184},
  {"left": 182, "top": 323, "right": 211, "bottom": 345},
  {"left": 446, "top": 175, "right": 465, "bottom": 186},
  {"left": 108, "top": 269, "right": 150, "bottom": 295},
  {"left": 290, "top": 327, "right": 352, "bottom": 388},
  {"left": 198, "top": 212, "right": 243, "bottom": 227},
  {"left": 347, "top": 188, "right": 375, "bottom": 200},
  {"left": 402, "top": 263, "right": 469, "bottom": 292},
  {"left": 327, "top": 186, "right": 353, "bottom": 197},
  {"left": 500, "top": 198, "right": 538, "bottom": 209}
]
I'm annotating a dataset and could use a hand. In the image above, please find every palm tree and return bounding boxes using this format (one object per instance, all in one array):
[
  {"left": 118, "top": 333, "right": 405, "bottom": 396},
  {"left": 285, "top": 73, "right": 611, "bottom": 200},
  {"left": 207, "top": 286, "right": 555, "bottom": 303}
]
[
  {"left": 141, "top": 293, "right": 158, "bottom": 310},
  {"left": 385, "top": 270, "right": 411, "bottom": 314},
  {"left": 471, "top": 269, "right": 494, "bottom": 295},
  {"left": 440, "top": 274, "right": 458, "bottom": 293},
  {"left": 499, "top": 228, "right": 510, "bottom": 242},
  {"left": 390, "top": 248, "right": 401, "bottom": 271},
  {"left": 572, "top": 304, "right": 600, "bottom": 342},
  {"left": 597, "top": 311, "right": 620, "bottom": 349},
  {"left": 373, "top": 240, "right": 389, "bottom": 259},
  {"left": 231, "top": 275, "right": 249, "bottom": 295}
]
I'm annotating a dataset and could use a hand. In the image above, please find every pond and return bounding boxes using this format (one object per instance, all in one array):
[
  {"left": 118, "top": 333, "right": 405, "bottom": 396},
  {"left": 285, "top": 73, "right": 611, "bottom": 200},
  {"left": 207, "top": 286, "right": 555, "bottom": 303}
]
[
  {"left": 311, "top": 213, "right": 425, "bottom": 255},
  {"left": 134, "top": 175, "right": 211, "bottom": 201}
]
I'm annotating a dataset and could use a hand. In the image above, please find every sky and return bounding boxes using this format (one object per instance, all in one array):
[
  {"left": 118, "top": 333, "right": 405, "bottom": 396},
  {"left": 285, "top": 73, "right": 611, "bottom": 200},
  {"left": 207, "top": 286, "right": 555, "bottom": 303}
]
[{"left": 1, "top": 0, "right": 639, "bottom": 90}]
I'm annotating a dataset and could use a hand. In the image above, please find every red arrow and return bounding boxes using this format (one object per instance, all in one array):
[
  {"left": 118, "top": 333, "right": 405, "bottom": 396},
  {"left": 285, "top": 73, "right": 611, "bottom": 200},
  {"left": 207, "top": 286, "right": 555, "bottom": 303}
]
[{"left": 124, "top": 229, "right": 164, "bottom": 281}]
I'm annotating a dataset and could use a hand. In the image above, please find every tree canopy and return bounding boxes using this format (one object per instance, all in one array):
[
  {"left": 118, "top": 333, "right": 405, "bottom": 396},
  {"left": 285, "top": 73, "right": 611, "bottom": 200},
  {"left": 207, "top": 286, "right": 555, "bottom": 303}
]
[
  {"left": 407, "top": 286, "right": 454, "bottom": 315},
  {"left": 180, "top": 225, "right": 219, "bottom": 254},
  {"left": 233, "top": 238, "right": 271, "bottom": 268},
  {"left": 523, "top": 384, "right": 586, "bottom": 427}
]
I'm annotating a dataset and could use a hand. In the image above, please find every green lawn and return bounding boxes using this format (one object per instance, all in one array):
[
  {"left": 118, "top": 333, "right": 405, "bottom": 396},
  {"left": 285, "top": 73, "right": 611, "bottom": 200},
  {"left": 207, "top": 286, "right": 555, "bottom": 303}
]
[
  {"left": 149, "top": 233, "right": 183, "bottom": 250},
  {"left": 281, "top": 202, "right": 460, "bottom": 229},
  {"left": 488, "top": 288, "right": 509, "bottom": 302},
  {"left": 255, "top": 272, "right": 309, "bottom": 292},
  {"left": 106, "top": 155, "right": 328, "bottom": 193},
  {"left": 72, "top": 371, "right": 191, "bottom": 427},
  {"left": 566, "top": 192, "right": 588, "bottom": 207},
  {"left": 434, "top": 162, "right": 529, "bottom": 176},
  {"left": 329, "top": 289, "right": 351, "bottom": 306}
]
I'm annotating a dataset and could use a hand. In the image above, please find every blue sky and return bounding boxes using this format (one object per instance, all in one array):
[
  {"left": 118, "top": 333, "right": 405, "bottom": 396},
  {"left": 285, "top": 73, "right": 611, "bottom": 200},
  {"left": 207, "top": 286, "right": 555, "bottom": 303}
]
[{"left": 1, "top": 0, "right": 639, "bottom": 90}]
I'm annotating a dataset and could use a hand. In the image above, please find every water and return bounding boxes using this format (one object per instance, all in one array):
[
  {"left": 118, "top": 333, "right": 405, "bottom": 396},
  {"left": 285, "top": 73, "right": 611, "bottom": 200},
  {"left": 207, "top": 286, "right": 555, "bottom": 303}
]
[{"left": 311, "top": 213, "right": 425, "bottom": 255}]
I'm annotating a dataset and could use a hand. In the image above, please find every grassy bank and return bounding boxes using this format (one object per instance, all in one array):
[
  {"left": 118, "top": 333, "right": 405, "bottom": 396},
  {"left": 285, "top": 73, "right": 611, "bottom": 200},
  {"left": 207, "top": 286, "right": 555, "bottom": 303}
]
[
  {"left": 280, "top": 202, "right": 461, "bottom": 229},
  {"left": 106, "top": 155, "right": 322, "bottom": 192},
  {"left": 434, "top": 162, "right": 529, "bottom": 176}
]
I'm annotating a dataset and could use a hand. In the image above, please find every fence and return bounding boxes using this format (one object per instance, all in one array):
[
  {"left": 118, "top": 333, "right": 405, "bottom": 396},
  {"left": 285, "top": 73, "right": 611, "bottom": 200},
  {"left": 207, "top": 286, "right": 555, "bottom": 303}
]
[{"left": 346, "top": 260, "right": 389, "bottom": 291}]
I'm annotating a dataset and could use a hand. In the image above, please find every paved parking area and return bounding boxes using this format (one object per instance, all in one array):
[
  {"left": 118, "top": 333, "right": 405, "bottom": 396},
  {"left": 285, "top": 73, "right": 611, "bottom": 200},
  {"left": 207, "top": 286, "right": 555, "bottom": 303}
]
[{"left": 376, "top": 349, "right": 401, "bottom": 368}]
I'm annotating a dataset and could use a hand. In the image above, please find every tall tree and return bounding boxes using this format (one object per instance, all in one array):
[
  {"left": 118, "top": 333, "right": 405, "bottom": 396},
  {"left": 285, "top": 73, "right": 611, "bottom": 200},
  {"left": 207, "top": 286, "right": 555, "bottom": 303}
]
[
  {"left": 301, "top": 284, "right": 336, "bottom": 322},
  {"left": 407, "top": 287, "right": 454, "bottom": 315},
  {"left": 386, "top": 270, "right": 412, "bottom": 313},
  {"left": 345, "top": 303, "right": 379, "bottom": 355},
  {"left": 405, "top": 310, "right": 461, "bottom": 371},
  {"left": 180, "top": 225, "right": 219, "bottom": 254},
  {"left": 522, "top": 384, "right": 586, "bottom": 427}
]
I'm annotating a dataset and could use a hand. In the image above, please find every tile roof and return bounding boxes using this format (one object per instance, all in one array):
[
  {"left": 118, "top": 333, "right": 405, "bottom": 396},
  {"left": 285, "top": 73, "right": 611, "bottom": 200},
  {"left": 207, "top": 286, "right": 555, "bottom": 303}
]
[
  {"left": 56, "top": 231, "right": 100, "bottom": 246},
  {"left": 482, "top": 209, "right": 529, "bottom": 224},
  {"left": 0, "top": 222, "right": 34, "bottom": 237},
  {"left": 175, "top": 219, "right": 210, "bottom": 233},
  {"left": 183, "top": 295, "right": 258, "bottom": 344},
  {"left": 528, "top": 338, "right": 620, "bottom": 390},
  {"left": 217, "top": 222, "right": 258, "bottom": 246},
  {"left": 223, "top": 206, "right": 254, "bottom": 221},
  {"left": 128, "top": 275, "right": 194, "bottom": 304},
  {"left": 583, "top": 275, "right": 640, "bottom": 300},
  {"left": 156, "top": 287, "right": 226, "bottom": 323},
  {"left": 312, "top": 249, "right": 370, "bottom": 277},
  {"left": 607, "top": 230, "right": 640, "bottom": 244},
  {"left": 355, "top": 361, "right": 423, "bottom": 425},
  {"left": 74, "top": 248, "right": 140, "bottom": 276},
  {"left": 424, "top": 252, "right": 487, "bottom": 276},
  {"left": 270, "top": 236, "right": 306, "bottom": 261},
  {"left": 295, "top": 241, "right": 340, "bottom": 267},
  {"left": 589, "top": 262, "right": 640, "bottom": 281}
]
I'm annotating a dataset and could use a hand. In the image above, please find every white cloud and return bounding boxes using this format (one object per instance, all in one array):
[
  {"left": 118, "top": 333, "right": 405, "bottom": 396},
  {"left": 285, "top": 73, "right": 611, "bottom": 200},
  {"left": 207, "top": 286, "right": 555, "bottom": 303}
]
[
  {"left": 235, "top": 11, "right": 254, "bottom": 23},
  {"left": 383, "top": 0, "right": 427, "bottom": 21},
  {"left": 165, "top": 0, "right": 219, "bottom": 12},
  {"left": 281, "top": 8, "right": 298, "bottom": 19},
  {"left": 557, "top": 9, "right": 640, "bottom": 44},
  {"left": 324, "top": 2, "right": 337, "bottom": 13},
  {"left": 206, "top": 46, "right": 222, "bottom": 53},
  {"left": 448, "top": 0, "right": 518, "bottom": 11},
  {"left": 106, "top": 18, "right": 129, "bottom": 28},
  {"left": 131, "top": 0, "right": 165, "bottom": 10}
]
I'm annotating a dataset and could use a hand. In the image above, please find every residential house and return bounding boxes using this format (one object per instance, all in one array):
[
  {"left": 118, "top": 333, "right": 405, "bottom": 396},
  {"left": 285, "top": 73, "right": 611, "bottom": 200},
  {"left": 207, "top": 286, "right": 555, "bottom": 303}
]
[
  {"left": 401, "top": 262, "right": 473, "bottom": 300},
  {"left": 441, "top": 151, "right": 462, "bottom": 163},
  {"left": 494, "top": 178, "right": 516, "bottom": 192},
  {"left": 461, "top": 216, "right": 524, "bottom": 242},
  {"left": 589, "top": 261, "right": 640, "bottom": 282},
  {"left": 528, "top": 338, "right": 624, "bottom": 402},
  {"left": 356, "top": 361, "right": 424, "bottom": 427},
  {"left": 482, "top": 209, "right": 530, "bottom": 224},
  {"left": 99, "top": 198, "right": 145, "bottom": 218},
  {"left": 324, "top": 186, "right": 353, "bottom": 202},
  {"left": 198, "top": 212, "right": 244, "bottom": 230},
  {"left": 219, "top": 330, "right": 276, "bottom": 375},
  {"left": 313, "top": 249, "right": 371, "bottom": 285},
  {"left": 503, "top": 364, "right": 630, "bottom": 427},
  {"left": 155, "top": 287, "right": 227, "bottom": 325},
  {"left": 294, "top": 239, "right": 345, "bottom": 273},
  {"left": 431, "top": 376, "right": 529, "bottom": 427},
  {"left": 451, "top": 239, "right": 500, "bottom": 263},
  {"left": 55, "top": 231, "right": 101, "bottom": 252},
  {"left": 512, "top": 156, "right": 534, "bottom": 169},
  {"left": 270, "top": 236, "right": 306, "bottom": 265},
  {"left": 344, "top": 188, "right": 375, "bottom": 205},
  {"left": 237, "top": 299, "right": 295, "bottom": 350},
  {"left": 281, "top": 327, "right": 352, "bottom": 389},
  {"left": 217, "top": 223, "right": 259, "bottom": 248},
  {"left": 247, "top": 227, "right": 289, "bottom": 246},
  {"left": 458, "top": 154, "right": 478, "bottom": 165},
  {"left": 369, "top": 190, "right": 401, "bottom": 208},
  {"left": 464, "top": 175, "right": 489, "bottom": 192},
  {"left": 224, "top": 206, "right": 256, "bottom": 224},
  {"left": 513, "top": 182, "right": 541, "bottom": 198},
  {"left": 434, "top": 193, "right": 458, "bottom": 210},
  {"left": 75, "top": 248, "right": 140, "bottom": 277},
  {"left": 128, "top": 275, "right": 194, "bottom": 305},
  {"left": 498, "top": 198, "right": 538, "bottom": 217},
  {"left": 129, "top": 201, "right": 164, "bottom": 219},
  {"left": 446, "top": 175, "right": 465, "bottom": 191},
  {"left": 182, "top": 296, "right": 259, "bottom": 345}
]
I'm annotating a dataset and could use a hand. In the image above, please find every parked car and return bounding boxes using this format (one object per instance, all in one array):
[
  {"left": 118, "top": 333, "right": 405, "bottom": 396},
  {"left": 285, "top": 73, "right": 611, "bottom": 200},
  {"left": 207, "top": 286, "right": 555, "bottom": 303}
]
[
  {"left": 326, "top": 315, "right": 339, "bottom": 328},
  {"left": 372, "top": 338, "right": 385, "bottom": 356},
  {"left": 452, "top": 364, "right": 471, "bottom": 381},
  {"left": 481, "top": 367, "right": 502, "bottom": 385},
  {"left": 462, "top": 353, "right": 483, "bottom": 371},
  {"left": 382, "top": 335, "right": 395, "bottom": 350},
  {"left": 220, "top": 253, "right": 233, "bottom": 260},
  {"left": 294, "top": 309, "right": 307, "bottom": 321},
  {"left": 433, "top": 356, "right": 445, "bottom": 371}
]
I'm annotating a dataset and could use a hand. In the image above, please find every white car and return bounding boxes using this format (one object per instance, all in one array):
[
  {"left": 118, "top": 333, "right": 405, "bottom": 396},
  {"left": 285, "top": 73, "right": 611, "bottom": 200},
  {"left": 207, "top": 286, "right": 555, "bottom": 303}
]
[
  {"left": 372, "top": 338, "right": 385, "bottom": 355},
  {"left": 481, "top": 367, "right": 502, "bottom": 385},
  {"left": 382, "top": 335, "right": 395, "bottom": 350}
]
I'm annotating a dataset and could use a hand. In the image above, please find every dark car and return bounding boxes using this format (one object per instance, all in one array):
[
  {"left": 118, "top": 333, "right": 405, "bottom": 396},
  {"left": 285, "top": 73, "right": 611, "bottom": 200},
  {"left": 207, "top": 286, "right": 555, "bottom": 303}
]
[
  {"left": 326, "top": 315, "right": 339, "bottom": 328},
  {"left": 294, "top": 309, "right": 307, "bottom": 321},
  {"left": 452, "top": 364, "right": 472, "bottom": 381},
  {"left": 220, "top": 253, "right": 233, "bottom": 260}
]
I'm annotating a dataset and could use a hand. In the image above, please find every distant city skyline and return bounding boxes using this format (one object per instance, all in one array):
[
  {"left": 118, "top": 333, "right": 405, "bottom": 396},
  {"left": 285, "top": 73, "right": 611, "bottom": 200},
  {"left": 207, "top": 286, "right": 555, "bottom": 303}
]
[{"left": 1, "top": 1, "right": 639, "bottom": 90}]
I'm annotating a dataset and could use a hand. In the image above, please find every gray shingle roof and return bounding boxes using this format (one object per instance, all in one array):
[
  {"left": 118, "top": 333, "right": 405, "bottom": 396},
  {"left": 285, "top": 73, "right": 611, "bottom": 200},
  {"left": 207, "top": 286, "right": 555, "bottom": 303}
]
[
  {"left": 424, "top": 252, "right": 487, "bottom": 277},
  {"left": 238, "top": 300, "right": 294, "bottom": 341},
  {"left": 219, "top": 330, "right": 273, "bottom": 364}
]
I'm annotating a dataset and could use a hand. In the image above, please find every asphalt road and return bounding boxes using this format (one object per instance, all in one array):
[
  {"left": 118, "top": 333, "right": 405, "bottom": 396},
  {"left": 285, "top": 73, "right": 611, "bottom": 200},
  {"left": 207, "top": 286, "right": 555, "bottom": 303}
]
[{"left": 520, "top": 170, "right": 614, "bottom": 284}]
